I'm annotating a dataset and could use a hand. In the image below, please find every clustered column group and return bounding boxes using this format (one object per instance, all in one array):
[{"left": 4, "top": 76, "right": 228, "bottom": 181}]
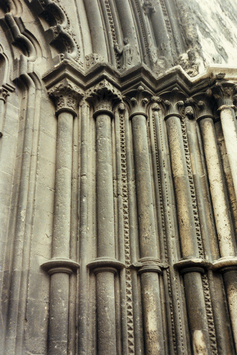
[{"left": 42, "top": 75, "right": 237, "bottom": 354}]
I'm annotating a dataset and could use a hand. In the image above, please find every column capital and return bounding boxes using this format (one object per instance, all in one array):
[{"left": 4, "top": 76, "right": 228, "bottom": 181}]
[
  {"left": 86, "top": 79, "right": 122, "bottom": 119},
  {"left": 174, "top": 258, "right": 211, "bottom": 275},
  {"left": 212, "top": 257, "right": 237, "bottom": 273},
  {"left": 41, "top": 257, "right": 80, "bottom": 275},
  {"left": 48, "top": 78, "right": 83, "bottom": 117},
  {"left": 181, "top": 92, "right": 216, "bottom": 122},
  {"left": 87, "top": 257, "right": 125, "bottom": 273},
  {"left": 191, "top": 91, "right": 215, "bottom": 121},
  {"left": 0, "top": 83, "right": 15, "bottom": 103},
  {"left": 0, "top": 87, "right": 9, "bottom": 103},
  {"left": 211, "top": 80, "right": 237, "bottom": 109},
  {"left": 125, "top": 84, "right": 152, "bottom": 119},
  {"left": 131, "top": 257, "right": 168, "bottom": 274},
  {"left": 160, "top": 87, "right": 186, "bottom": 120}
]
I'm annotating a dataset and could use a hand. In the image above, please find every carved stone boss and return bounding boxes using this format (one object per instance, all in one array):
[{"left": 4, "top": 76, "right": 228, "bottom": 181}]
[
  {"left": 86, "top": 80, "right": 124, "bottom": 355},
  {"left": 41, "top": 78, "right": 82, "bottom": 355}
]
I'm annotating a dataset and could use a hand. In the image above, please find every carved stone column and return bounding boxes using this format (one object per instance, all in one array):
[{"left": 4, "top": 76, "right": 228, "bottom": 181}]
[
  {"left": 198, "top": 96, "right": 236, "bottom": 258},
  {"left": 0, "top": 86, "right": 9, "bottom": 137},
  {"left": 0, "top": 83, "right": 13, "bottom": 278},
  {"left": 41, "top": 79, "right": 82, "bottom": 355},
  {"left": 86, "top": 80, "right": 124, "bottom": 355},
  {"left": 163, "top": 88, "right": 211, "bottom": 354},
  {"left": 128, "top": 85, "right": 165, "bottom": 355},
  {"left": 197, "top": 93, "right": 237, "bottom": 351},
  {"left": 212, "top": 81, "right": 237, "bottom": 202}
]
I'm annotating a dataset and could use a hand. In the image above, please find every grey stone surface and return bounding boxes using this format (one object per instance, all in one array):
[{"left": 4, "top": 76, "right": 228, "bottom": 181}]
[{"left": 1, "top": 0, "right": 237, "bottom": 354}]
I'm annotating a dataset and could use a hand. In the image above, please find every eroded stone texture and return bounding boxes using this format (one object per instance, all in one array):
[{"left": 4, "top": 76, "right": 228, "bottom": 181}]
[{"left": 1, "top": 1, "right": 237, "bottom": 355}]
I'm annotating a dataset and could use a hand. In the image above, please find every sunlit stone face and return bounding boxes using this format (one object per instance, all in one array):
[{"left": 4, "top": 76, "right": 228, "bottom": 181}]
[{"left": 186, "top": 0, "right": 237, "bottom": 70}]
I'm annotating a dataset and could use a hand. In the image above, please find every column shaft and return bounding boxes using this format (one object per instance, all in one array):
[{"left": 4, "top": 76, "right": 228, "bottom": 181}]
[
  {"left": 184, "top": 272, "right": 209, "bottom": 355},
  {"left": 200, "top": 116, "right": 237, "bottom": 350},
  {"left": 200, "top": 117, "right": 235, "bottom": 257},
  {"left": 95, "top": 112, "right": 116, "bottom": 355},
  {"left": 132, "top": 115, "right": 157, "bottom": 258},
  {"left": 166, "top": 115, "right": 198, "bottom": 257},
  {"left": 48, "top": 111, "right": 74, "bottom": 355},
  {"left": 223, "top": 270, "right": 237, "bottom": 350},
  {"left": 96, "top": 271, "right": 116, "bottom": 355},
  {"left": 166, "top": 114, "right": 210, "bottom": 353},
  {"left": 53, "top": 111, "right": 73, "bottom": 258},
  {"left": 0, "top": 100, "right": 4, "bottom": 134},
  {"left": 132, "top": 114, "right": 165, "bottom": 354},
  {"left": 220, "top": 107, "right": 237, "bottom": 202},
  {"left": 49, "top": 273, "right": 70, "bottom": 355},
  {"left": 185, "top": 112, "right": 231, "bottom": 353},
  {"left": 96, "top": 113, "right": 115, "bottom": 258}
]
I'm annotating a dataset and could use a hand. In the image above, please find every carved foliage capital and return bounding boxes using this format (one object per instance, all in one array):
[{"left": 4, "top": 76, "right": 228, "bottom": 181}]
[
  {"left": 211, "top": 80, "right": 237, "bottom": 108},
  {"left": 48, "top": 78, "right": 83, "bottom": 117},
  {"left": 160, "top": 87, "right": 186, "bottom": 119},
  {"left": 86, "top": 79, "right": 122, "bottom": 118},
  {"left": 126, "top": 85, "right": 152, "bottom": 119},
  {"left": 191, "top": 92, "right": 215, "bottom": 121}
]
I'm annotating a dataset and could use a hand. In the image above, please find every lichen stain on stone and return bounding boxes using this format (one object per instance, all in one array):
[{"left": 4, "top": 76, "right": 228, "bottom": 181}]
[{"left": 193, "top": 330, "right": 208, "bottom": 355}]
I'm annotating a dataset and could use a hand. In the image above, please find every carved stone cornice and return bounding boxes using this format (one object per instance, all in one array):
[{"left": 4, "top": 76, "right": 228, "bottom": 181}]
[
  {"left": 48, "top": 78, "right": 83, "bottom": 117},
  {"left": 86, "top": 79, "right": 122, "bottom": 119},
  {"left": 160, "top": 87, "right": 186, "bottom": 120},
  {"left": 125, "top": 84, "right": 152, "bottom": 119}
]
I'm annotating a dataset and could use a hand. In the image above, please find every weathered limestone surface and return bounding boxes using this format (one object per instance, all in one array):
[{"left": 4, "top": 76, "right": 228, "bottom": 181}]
[{"left": 1, "top": 0, "right": 237, "bottom": 354}]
